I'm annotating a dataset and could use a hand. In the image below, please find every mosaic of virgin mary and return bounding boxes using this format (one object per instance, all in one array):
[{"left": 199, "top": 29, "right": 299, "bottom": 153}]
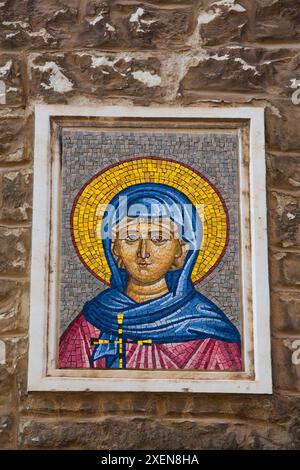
[{"left": 59, "top": 158, "right": 242, "bottom": 370}]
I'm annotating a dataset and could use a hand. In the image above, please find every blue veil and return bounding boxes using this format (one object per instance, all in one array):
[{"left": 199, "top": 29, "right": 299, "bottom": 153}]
[{"left": 83, "top": 183, "right": 240, "bottom": 368}]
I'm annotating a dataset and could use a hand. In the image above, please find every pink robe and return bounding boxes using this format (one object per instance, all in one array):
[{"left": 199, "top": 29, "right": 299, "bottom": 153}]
[{"left": 59, "top": 313, "right": 242, "bottom": 370}]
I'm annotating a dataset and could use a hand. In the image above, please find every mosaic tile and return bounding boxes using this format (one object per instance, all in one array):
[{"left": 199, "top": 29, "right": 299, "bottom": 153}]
[{"left": 58, "top": 130, "right": 242, "bottom": 371}]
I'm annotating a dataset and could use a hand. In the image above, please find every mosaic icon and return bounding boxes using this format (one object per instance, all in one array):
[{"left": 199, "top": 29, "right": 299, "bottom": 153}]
[{"left": 59, "top": 158, "right": 242, "bottom": 370}]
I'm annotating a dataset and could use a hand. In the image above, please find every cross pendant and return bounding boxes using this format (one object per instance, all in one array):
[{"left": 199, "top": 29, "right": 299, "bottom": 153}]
[{"left": 91, "top": 313, "right": 152, "bottom": 369}]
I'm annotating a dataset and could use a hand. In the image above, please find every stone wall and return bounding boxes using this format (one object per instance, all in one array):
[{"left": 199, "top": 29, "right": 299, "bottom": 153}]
[{"left": 0, "top": 0, "right": 300, "bottom": 450}]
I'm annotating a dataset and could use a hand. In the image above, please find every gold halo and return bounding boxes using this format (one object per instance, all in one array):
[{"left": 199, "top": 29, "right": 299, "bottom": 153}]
[{"left": 71, "top": 158, "right": 229, "bottom": 285}]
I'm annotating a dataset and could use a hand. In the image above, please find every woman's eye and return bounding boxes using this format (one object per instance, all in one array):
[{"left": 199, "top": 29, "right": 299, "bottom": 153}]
[
  {"left": 125, "top": 234, "right": 139, "bottom": 242},
  {"left": 151, "top": 235, "right": 167, "bottom": 243}
]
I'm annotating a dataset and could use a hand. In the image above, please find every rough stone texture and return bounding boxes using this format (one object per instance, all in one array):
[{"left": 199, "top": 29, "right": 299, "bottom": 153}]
[
  {"left": 268, "top": 190, "right": 300, "bottom": 249},
  {"left": 0, "top": 116, "right": 32, "bottom": 163},
  {"left": 20, "top": 417, "right": 294, "bottom": 450},
  {"left": 254, "top": 0, "right": 300, "bottom": 42},
  {"left": 271, "top": 292, "right": 300, "bottom": 334},
  {"left": 0, "top": 0, "right": 79, "bottom": 50},
  {"left": 0, "top": 227, "right": 30, "bottom": 274},
  {"left": 0, "top": 55, "right": 24, "bottom": 106},
  {"left": 18, "top": 416, "right": 296, "bottom": 450},
  {"left": 0, "top": 0, "right": 299, "bottom": 451},
  {"left": 79, "top": 1, "right": 197, "bottom": 50},
  {"left": 0, "top": 169, "right": 32, "bottom": 221},
  {"left": 272, "top": 338, "right": 300, "bottom": 392},
  {"left": 29, "top": 52, "right": 163, "bottom": 104},
  {"left": 268, "top": 154, "right": 300, "bottom": 190},
  {"left": 180, "top": 48, "right": 300, "bottom": 100},
  {"left": 271, "top": 252, "right": 300, "bottom": 287},
  {"left": 0, "top": 280, "right": 28, "bottom": 333},
  {"left": 266, "top": 102, "right": 300, "bottom": 152},
  {"left": 0, "top": 413, "right": 15, "bottom": 448}
]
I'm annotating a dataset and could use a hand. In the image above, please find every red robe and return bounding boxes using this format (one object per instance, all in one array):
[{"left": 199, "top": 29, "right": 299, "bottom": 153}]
[{"left": 59, "top": 313, "right": 242, "bottom": 370}]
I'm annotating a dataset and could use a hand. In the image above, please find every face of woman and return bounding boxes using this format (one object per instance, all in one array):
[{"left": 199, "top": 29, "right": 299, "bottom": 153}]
[{"left": 112, "top": 218, "right": 185, "bottom": 285}]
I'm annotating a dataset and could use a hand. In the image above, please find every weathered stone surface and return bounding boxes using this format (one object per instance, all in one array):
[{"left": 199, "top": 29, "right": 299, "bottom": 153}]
[
  {"left": 79, "top": 2, "right": 195, "bottom": 51},
  {"left": 270, "top": 252, "right": 300, "bottom": 287},
  {"left": 117, "top": 3, "right": 194, "bottom": 50},
  {"left": 4, "top": 335, "right": 27, "bottom": 377},
  {"left": 0, "top": 0, "right": 79, "bottom": 50},
  {"left": 15, "top": 392, "right": 300, "bottom": 449},
  {"left": 0, "top": 55, "right": 24, "bottom": 106},
  {"left": 192, "top": 0, "right": 300, "bottom": 46},
  {"left": 266, "top": 102, "right": 300, "bottom": 152},
  {"left": 17, "top": 391, "right": 295, "bottom": 425},
  {"left": 0, "top": 169, "right": 32, "bottom": 222},
  {"left": 18, "top": 416, "right": 294, "bottom": 449},
  {"left": 182, "top": 395, "right": 275, "bottom": 423},
  {"left": 180, "top": 48, "right": 266, "bottom": 97},
  {"left": 281, "top": 254, "right": 300, "bottom": 285},
  {"left": 254, "top": 0, "right": 300, "bottom": 41},
  {"left": 264, "top": 49, "right": 300, "bottom": 100},
  {"left": 262, "top": 49, "right": 300, "bottom": 102},
  {"left": 21, "top": 393, "right": 102, "bottom": 417},
  {"left": 0, "top": 117, "right": 32, "bottom": 163},
  {"left": 268, "top": 154, "right": 300, "bottom": 190},
  {"left": 0, "top": 367, "right": 13, "bottom": 406},
  {"left": 193, "top": 0, "right": 249, "bottom": 46},
  {"left": 0, "top": 412, "right": 15, "bottom": 448},
  {"left": 0, "top": 227, "right": 30, "bottom": 274},
  {"left": 271, "top": 394, "right": 300, "bottom": 425},
  {"left": 76, "top": 1, "right": 119, "bottom": 49},
  {"left": 268, "top": 191, "right": 300, "bottom": 249},
  {"left": 288, "top": 416, "right": 300, "bottom": 449},
  {"left": 180, "top": 47, "right": 300, "bottom": 99},
  {"left": 21, "top": 392, "right": 159, "bottom": 416},
  {"left": 0, "top": 280, "right": 27, "bottom": 333},
  {"left": 271, "top": 292, "right": 300, "bottom": 334},
  {"left": 29, "top": 52, "right": 163, "bottom": 103},
  {"left": 272, "top": 338, "right": 300, "bottom": 392}
]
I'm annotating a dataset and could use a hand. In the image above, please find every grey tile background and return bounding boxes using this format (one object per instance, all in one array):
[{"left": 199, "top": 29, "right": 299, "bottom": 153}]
[{"left": 60, "top": 129, "right": 241, "bottom": 333}]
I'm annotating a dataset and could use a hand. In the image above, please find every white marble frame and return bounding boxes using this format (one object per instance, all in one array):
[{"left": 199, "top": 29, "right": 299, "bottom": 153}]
[{"left": 27, "top": 105, "right": 272, "bottom": 393}]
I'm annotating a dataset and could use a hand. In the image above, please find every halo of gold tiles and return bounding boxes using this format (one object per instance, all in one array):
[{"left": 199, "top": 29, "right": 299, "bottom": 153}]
[{"left": 71, "top": 158, "right": 228, "bottom": 284}]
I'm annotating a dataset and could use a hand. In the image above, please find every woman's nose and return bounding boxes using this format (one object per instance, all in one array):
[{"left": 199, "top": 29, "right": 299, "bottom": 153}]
[{"left": 138, "top": 238, "right": 150, "bottom": 259}]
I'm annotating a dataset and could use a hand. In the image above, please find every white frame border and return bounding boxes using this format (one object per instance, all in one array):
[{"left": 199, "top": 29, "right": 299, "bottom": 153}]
[{"left": 28, "top": 105, "right": 272, "bottom": 394}]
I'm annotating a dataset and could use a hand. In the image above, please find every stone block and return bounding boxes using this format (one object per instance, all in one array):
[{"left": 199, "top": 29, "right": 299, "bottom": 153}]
[
  {"left": 0, "top": 412, "right": 15, "bottom": 448},
  {"left": 180, "top": 47, "right": 300, "bottom": 103},
  {"left": 20, "top": 392, "right": 102, "bottom": 417},
  {"left": 0, "top": 366, "right": 13, "bottom": 407},
  {"left": 271, "top": 291, "right": 300, "bottom": 334},
  {"left": 0, "top": 169, "right": 32, "bottom": 222},
  {"left": 0, "top": 227, "right": 30, "bottom": 274},
  {"left": 0, "top": 55, "right": 24, "bottom": 106},
  {"left": 18, "top": 416, "right": 293, "bottom": 449},
  {"left": 0, "top": 0, "right": 79, "bottom": 50},
  {"left": 268, "top": 190, "right": 300, "bottom": 249},
  {"left": 29, "top": 52, "right": 163, "bottom": 103},
  {"left": 20, "top": 392, "right": 159, "bottom": 417},
  {"left": 116, "top": 3, "right": 194, "bottom": 50},
  {"left": 272, "top": 337, "right": 300, "bottom": 392},
  {"left": 180, "top": 48, "right": 266, "bottom": 96},
  {"left": 267, "top": 154, "right": 300, "bottom": 190},
  {"left": 254, "top": 0, "right": 300, "bottom": 41},
  {"left": 0, "top": 116, "right": 32, "bottom": 164},
  {"left": 4, "top": 335, "right": 28, "bottom": 373},
  {"left": 79, "top": 1, "right": 195, "bottom": 51},
  {"left": 194, "top": 0, "right": 249, "bottom": 46},
  {"left": 270, "top": 252, "right": 300, "bottom": 287},
  {"left": 266, "top": 102, "right": 300, "bottom": 152},
  {"left": 0, "top": 280, "right": 27, "bottom": 334}
]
